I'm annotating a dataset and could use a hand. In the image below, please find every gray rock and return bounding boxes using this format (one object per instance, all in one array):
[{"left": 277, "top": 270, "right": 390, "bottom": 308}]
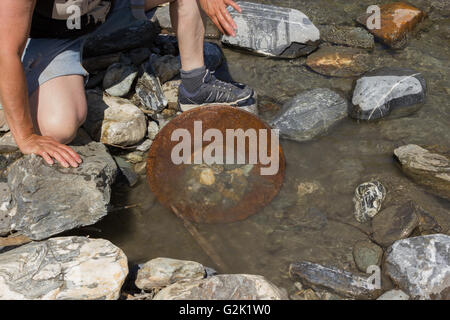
[
  {"left": 135, "top": 257, "right": 205, "bottom": 290},
  {"left": 0, "top": 142, "right": 22, "bottom": 180},
  {"left": 271, "top": 88, "right": 348, "bottom": 142},
  {"left": 372, "top": 202, "right": 420, "bottom": 247},
  {"left": 85, "top": 90, "right": 147, "bottom": 147},
  {"left": 103, "top": 63, "right": 138, "bottom": 97},
  {"left": 6, "top": 141, "right": 117, "bottom": 240},
  {"left": 114, "top": 156, "right": 139, "bottom": 187},
  {"left": 377, "top": 289, "right": 410, "bottom": 300},
  {"left": 153, "top": 274, "right": 288, "bottom": 300},
  {"left": 394, "top": 145, "right": 450, "bottom": 200},
  {"left": 0, "top": 236, "right": 128, "bottom": 299},
  {"left": 353, "top": 240, "right": 383, "bottom": 273},
  {"left": 351, "top": 68, "right": 426, "bottom": 121},
  {"left": 319, "top": 25, "right": 374, "bottom": 49},
  {"left": 149, "top": 54, "right": 180, "bottom": 84},
  {"left": 0, "top": 110, "right": 9, "bottom": 132},
  {"left": 0, "top": 182, "right": 15, "bottom": 236},
  {"left": 83, "top": 20, "right": 159, "bottom": 57},
  {"left": 289, "top": 261, "right": 381, "bottom": 299},
  {"left": 222, "top": 1, "right": 320, "bottom": 58},
  {"left": 127, "top": 47, "right": 151, "bottom": 66},
  {"left": 385, "top": 234, "right": 450, "bottom": 300},
  {"left": 353, "top": 181, "right": 387, "bottom": 223},
  {"left": 82, "top": 52, "right": 121, "bottom": 73},
  {"left": 135, "top": 63, "right": 168, "bottom": 112},
  {"left": 136, "top": 139, "right": 153, "bottom": 152}
]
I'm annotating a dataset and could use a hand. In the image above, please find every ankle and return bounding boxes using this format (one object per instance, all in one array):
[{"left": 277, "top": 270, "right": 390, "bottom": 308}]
[{"left": 181, "top": 65, "right": 207, "bottom": 93}]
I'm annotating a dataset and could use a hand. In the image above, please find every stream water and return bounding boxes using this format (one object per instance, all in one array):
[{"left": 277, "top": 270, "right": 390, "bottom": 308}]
[{"left": 68, "top": 0, "right": 449, "bottom": 294}]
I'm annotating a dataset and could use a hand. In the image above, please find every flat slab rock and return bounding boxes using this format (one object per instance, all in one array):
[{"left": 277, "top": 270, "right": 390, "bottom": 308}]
[
  {"left": 351, "top": 68, "right": 426, "bottom": 121},
  {"left": 135, "top": 257, "right": 205, "bottom": 290},
  {"left": 0, "top": 236, "right": 128, "bottom": 300},
  {"left": 5, "top": 141, "right": 117, "bottom": 240},
  {"left": 394, "top": 145, "right": 449, "bottom": 200},
  {"left": 222, "top": 1, "right": 320, "bottom": 58},
  {"left": 271, "top": 88, "right": 348, "bottom": 142},
  {"left": 385, "top": 234, "right": 450, "bottom": 300},
  {"left": 289, "top": 261, "right": 381, "bottom": 299},
  {"left": 153, "top": 274, "right": 288, "bottom": 300}
]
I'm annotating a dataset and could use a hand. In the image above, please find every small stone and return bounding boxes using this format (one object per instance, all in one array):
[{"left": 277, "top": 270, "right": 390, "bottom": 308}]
[
  {"left": 372, "top": 202, "right": 420, "bottom": 247},
  {"left": 291, "top": 288, "right": 320, "bottom": 300},
  {"left": 0, "top": 110, "right": 9, "bottom": 132},
  {"left": 125, "top": 151, "right": 144, "bottom": 164},
  {"left": 385, "top": 234, "right": 450, "bottom": 299},
  {"left": 162, "top": 80, "right": 181, "bottom": 110},
  {"left": 85, "top": 90, "right": 147, "bottom": 147},
  {"left": 134, "top": 161, "right": 147, "bottom": 175},
  {"left": 353, "top": 181, "right": 387, "bottom": 223},
  {"left": 114, "top": 156, "right": 139, "bottom": 187},
  {"left": 153, "top": 274, "right": 288, "bottom": 300},
  {"left": 103, "top": 63, "right": 138, "bottom": 97},
  {"left": 149, "top": 54, "right": 180, "bottom": 84},
  {"left": 358, "top": 2, "right": 426, "bottom": 49},
  {"left": 271, "top": 88, "right": 348, "bottom": 142},
  {"left": 394, "top": 145, "right": 450, "bottom": 200},
  {"left": 135, "top": 257, "right": 205, "bottom": 290},
  {"left": 136, "top": 139, "right": 153, "bottom": 152},
  {"left": 0, "top": 236, "right": 128, "bottom": 300},
  {"left": 135, "top": 63, "right": 168, "bottom": 112},
  {"left": 289, "top": 261, "right": 381, "bottom": 299},
  {"left": 353, "top": 240, "right": 383, "bottom": 273},
  {"left": 222, "top": 1, "right": 320, "bottom": 58},
  {"left": 351, "top": 68, "right": 426, "bottom": 121},
  {"left": 306, "top": 46, "right": 372, "bottom": 77},
  {"left": 377, "top": 289, "right": 410, "bottom": 300},
  {"left": 319, "top": 25, "right": 374, "bottom": 49},
  {"left": 147, "top": 121, "right": 160, "bottom": 140},
  {"left": 199, "top": 168, "right": 216, "bottom": 186}
]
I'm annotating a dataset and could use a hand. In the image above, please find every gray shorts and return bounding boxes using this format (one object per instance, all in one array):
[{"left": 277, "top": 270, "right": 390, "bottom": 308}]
[{"left": 22, "top": 0, "right": 138, "bottom": 96}]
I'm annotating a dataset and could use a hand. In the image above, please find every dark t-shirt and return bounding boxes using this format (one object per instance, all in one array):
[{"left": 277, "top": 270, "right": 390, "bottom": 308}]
[{"left": 30, "top": 0, "right": 114, "bottom": 38}]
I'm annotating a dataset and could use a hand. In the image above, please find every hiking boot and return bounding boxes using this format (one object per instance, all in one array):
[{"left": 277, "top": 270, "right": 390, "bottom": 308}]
[{"left": 178, "top": 69, "right": 254, "bottom": 112}]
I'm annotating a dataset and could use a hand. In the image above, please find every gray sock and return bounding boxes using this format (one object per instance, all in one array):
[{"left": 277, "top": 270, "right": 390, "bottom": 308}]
[{"left": 180, "top": 66, "right": 207, "bottom": 94}]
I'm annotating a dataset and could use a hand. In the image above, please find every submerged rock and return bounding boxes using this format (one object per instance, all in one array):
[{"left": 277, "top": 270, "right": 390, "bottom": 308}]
[
  {"left": 319, "top": 25, "right": 375, "bottom": 49},
  {"left": 377, "top": 289, "right": 409, "bottom": 300},
  {"left": 85, "top": 90, "right": 147, "bottom": 147},
  {"left": 6, "top": 141, "right": 117, "bottom": 240},
  {"left": 372, "top": 202, "right": 420, "bottom": 247},
  {"left": 353, "top": 181, "right": 387, "bottom": 223},
  {"left": 352, "top": 240, "right": 383, "bottom": 273},
  {"left": 351, "top": 68, "right": 426, "bottom": 121},
  {"left": 103, "top": 63, "right": 138, "bottom": 97},
  {"left": 135, "top": 258, "right": 205, "bottom": 291},
  {"left": 306, "top": 46, "right": 372, "bottom": 77},
  {"left": 0, "top": 237, "right": 128, "bottom": 299},
  {"left": 289, "top": 261, "right": 381, "bottom": 299},
  {"left": 358, "top": 2, "right": 426, "bottom": 49},
  {"left": 222, "top": 1, "right": 320, "bottom": 58},
  {"left": 153, "top": 274, "right": 288, "bottom": 300},
  {"left": 135, "top": 63, "right": 168, "bottom": 112},
  {"left": 394, "top": 145, "right": 449, "bottom": 200},
  {"left": 271, "top": 88, "right": 348, "bottom": 142},
  {"left": 385, "top": 234, "right": 450, "bottom": 300}
]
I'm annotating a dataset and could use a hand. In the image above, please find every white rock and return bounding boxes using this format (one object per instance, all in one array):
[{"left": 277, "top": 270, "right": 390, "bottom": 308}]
[
  {"left": 377, "top": 289, "right": 410, "bottom": 300},
  {"left": 153, "top": 274, "right": 288, "bottom": 300},
  {"left": 0, "top": 237, "right": 128, "bottom": 300},
  {"left": 385, "top": 234, "right": 450, "bottom": 300},
  {"left": 147, "top": 121, "right": 160, "bottom": 140},
  {"left": 135, "top": 257, "right": 205, "bottom": 290}
]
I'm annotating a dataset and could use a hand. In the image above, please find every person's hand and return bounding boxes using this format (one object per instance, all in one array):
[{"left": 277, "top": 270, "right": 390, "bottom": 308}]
[
  {"left": 18, "top": 134, "right": 82, "bottom": 168},
  {"left": 199, "top": 0, "right": 242, "bottom": 36}
]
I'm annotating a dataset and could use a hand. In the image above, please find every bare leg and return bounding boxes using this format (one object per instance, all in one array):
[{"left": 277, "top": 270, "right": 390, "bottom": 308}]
[
  {"left": 145, "top": 0, "right": 205, "bottom": 71},
  {"left": 29, "top": 75, "right": 87, "bottom": 144}
]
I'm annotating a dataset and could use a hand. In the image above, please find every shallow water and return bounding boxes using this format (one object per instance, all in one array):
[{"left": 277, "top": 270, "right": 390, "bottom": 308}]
[{"left": 69, "top": 0, "right": 449, "bottom": 293}]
